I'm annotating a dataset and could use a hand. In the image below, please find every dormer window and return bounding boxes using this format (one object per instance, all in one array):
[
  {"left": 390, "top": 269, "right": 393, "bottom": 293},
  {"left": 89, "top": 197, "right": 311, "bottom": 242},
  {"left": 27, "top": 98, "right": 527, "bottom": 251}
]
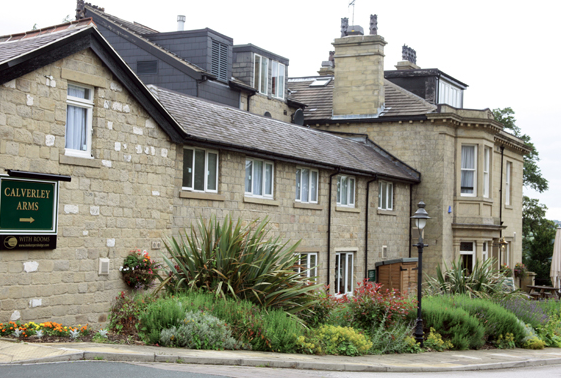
[
  {"left": 254, "top": 54, "right": 268, "bottom": 95},
  {"left": 271, "top": 61, "right": 285, "bottom": 99}
]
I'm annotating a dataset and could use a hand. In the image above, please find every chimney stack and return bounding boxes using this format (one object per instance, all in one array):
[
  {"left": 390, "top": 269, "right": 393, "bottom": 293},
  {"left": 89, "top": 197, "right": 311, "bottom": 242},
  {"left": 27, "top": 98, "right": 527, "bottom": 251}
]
[
  {"left": 177, "top": 15, "right": 186, "bottom": 31},
  {"left": 332, "top": 15, "right": 387, "bottom": 119},
  {"left": 395, "top": 45, "right": 420, "bottom": 70}
]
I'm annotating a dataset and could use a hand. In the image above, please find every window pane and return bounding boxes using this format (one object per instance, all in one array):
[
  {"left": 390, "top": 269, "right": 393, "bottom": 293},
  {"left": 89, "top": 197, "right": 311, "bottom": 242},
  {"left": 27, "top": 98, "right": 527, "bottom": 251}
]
[
  {"left": 271, "top": 61, "right": 277, "bottom": 97},
  {"left": 388, "top": 183, "right": 393, "bottom": 210},
  {"left": 265, "top": 163, "right": 273, "bottom": 195},
  {"left": 378, "top": 182, "right": 383, "bottom": 208},
  {"left": 245, "top": 160, "right": 252, "bottom": 193},
  {"left": 66, "top": 105, "right": 87, "bottom": 150},
  {"left": 68, "top": 84, "right": 89, "bottom": 99},
  {"left": 461, "top": 171, "right": 474, "bottom": 194},
  {"left": 207, "top": 152, "right": 217, "bottom": 191},
  {"left": 295, "top": 169, "right": 301, "bottom": 200},
  {"left": 381, "top": 182, "right": 387, "bottom": 209},
  {"left": 260, "top": 57, "right": 268, "bottom": 94},
  {"left": 339, "top": 254, "right": 346, "bottom": 294},
  {"left": 461, "top": 146, "right": 475, "bottom": 169},
  {"left": 337, "top": 177, "right": 341, "bottom": 204},
  {"left": 194, "top": 149, "right": 205, "bottom": 191},
  {"left": 183, "top": 149, "right": 193, "bottom": 188},
  {"left": 278, "top": 63, "right": 285, "bottom": 98},
  {"left": 253, "top": 160, "right": 263, "bottom": 195},
  {"left": 335, "top": 254, "right": 341, "bottom": 294},
  {"left": 254, "top": 55, "right": 261, "bottom": 91},
  {"left": 460, "top": 242, "right": 474, "bottom": 252},
  {"left": 346, "top": 254, "right": 353, "bottom": 293},
  {"left": 311, "top": 171, "right": 318, "bottom": 202},
  {"left": 341, "top": 177, "right": 347, "bottom": 205},
  {"left": 349, "top": 178, "right": 355, "bottom": 205},
  {"left": 310, "top": 254, "right": 317, "bottom": 279},
  {"left": 302, "top": 169, "right": 309, "bottom": 202}
]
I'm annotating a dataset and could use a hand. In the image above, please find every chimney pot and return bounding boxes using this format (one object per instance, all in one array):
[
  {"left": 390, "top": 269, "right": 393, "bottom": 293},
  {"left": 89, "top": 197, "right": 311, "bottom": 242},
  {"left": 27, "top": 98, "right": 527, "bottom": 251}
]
[{"left": 177, "top": 15, "right": 186, "bottom": 31}]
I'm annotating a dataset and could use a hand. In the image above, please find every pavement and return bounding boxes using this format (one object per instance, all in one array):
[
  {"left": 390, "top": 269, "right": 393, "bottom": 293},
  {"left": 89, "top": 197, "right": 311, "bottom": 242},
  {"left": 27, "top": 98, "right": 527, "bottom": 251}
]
[{"left": 1, "top": 338, "right": 561, "bottom": 372}]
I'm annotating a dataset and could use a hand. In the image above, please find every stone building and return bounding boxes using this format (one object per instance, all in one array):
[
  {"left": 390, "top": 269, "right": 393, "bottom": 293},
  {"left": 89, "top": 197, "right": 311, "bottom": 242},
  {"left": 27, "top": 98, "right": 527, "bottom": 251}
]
[
  {"left": 0, "top": 19, "right": 420, "bottom": 325},
  {"left": 287, "top": 16, "right": 530, "bottom": 276}
]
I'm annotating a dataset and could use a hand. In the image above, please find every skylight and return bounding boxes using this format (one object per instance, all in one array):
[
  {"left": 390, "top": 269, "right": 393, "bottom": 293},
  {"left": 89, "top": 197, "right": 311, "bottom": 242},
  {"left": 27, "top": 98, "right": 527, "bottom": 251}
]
[{"left": 309, "top": 78, "right": 331, "bottom": 87}]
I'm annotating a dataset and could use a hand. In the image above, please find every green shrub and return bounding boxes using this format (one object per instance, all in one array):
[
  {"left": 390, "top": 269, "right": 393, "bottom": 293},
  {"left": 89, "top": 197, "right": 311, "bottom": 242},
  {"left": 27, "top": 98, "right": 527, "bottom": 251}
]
[
  {"left": 536, "top": 312, "right": 561, "bottom": 347},
  {"left": 425, "top": 327, "right": 453, "bottom": 351},
  {"left": 159, "top": 311, "right": 238, "bottom": 350},
  {"left": 139, "top": 296, "right": 186, "bottom": 344},
  {"left": 524, "top": 336, "right": 546, "bottom": 349},
  {"left": 300, "top": 325, "right": 372, "bottom": 356},
  {"left": 425, "top": 258, "right": 514, "bottom": 299},
  {"left": 419, "top": 296, "right": 485, "bottom": 350},
  {"left": 494, "top": 333, "right": 516, "bottom": 349},
  {"left": 370, "top": 315, "right": 420, "bottom": 354},
  {"left": 160, "top": 216, "right": 320, "bottom": 316},
  {"left": 140, "top": 291, "right": 306, "bottom": 352},
  {"left": 304, "top": 287, "right": 339, "bottom": 328},
  {"left": 445, "top": 295, "right": 526, "bottom": 345}
]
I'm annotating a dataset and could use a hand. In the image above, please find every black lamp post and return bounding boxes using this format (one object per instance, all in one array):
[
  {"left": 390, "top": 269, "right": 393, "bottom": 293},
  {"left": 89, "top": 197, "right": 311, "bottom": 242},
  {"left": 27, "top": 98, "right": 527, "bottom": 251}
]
[{"left": 411, "top": 201, "right": 430, "bottom": 347}]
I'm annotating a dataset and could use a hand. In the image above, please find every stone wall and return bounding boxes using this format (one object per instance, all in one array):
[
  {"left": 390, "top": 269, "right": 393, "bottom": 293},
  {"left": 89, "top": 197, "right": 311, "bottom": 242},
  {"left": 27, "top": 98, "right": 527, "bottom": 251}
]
[
  {"left": 0, "top": 47, "right": 414, "bottom": 325},
  {"left": 0, "top": 48, "right": 177, "bottom": 325}
]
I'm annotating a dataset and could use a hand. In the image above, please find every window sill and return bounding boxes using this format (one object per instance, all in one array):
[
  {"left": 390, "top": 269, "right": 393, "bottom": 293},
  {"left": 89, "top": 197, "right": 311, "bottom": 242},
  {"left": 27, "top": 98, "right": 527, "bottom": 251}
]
[
  {"left": 60, "top": 154, "right": 101, "bottom": 168},
  {"left": 504, "top": 205, "right": 513, "bottom": 210},
  {"left": 179, "top": 191, "right": 225, "bottom": 201},
  {"left": 377, "top": 209, "right": 396, "bottom": 216},
  {"left": 335, "top": 206, "right": 360, "bottom": 213},
  {"left": 243, "top": 197, "right": 280, "bottom": 206},
  {"left": 293, "top": 202, "right": 323, "bottom": 210}
]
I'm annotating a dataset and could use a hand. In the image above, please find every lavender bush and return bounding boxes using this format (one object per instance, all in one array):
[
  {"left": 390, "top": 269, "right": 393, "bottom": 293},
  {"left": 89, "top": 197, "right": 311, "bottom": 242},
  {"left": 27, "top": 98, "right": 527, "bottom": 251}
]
[{"left": 497, "top": 297, "right": 549, "bottom": 328}]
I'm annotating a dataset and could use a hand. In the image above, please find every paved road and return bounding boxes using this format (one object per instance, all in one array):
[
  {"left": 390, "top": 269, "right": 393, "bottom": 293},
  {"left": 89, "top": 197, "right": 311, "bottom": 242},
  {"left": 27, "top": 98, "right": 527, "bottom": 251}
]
[{"left": 1, "top": 362, "right": 561, "bottom": 378}]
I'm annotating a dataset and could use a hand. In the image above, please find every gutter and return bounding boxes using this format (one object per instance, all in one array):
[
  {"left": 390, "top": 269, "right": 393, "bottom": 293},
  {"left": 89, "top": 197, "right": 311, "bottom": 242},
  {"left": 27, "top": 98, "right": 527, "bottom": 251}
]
[
  {"left": 365, "top": 176, "right": 377, "bottom": 279},
  {"left": 327, "top": 169, "right": 341, "bottom": 288}
]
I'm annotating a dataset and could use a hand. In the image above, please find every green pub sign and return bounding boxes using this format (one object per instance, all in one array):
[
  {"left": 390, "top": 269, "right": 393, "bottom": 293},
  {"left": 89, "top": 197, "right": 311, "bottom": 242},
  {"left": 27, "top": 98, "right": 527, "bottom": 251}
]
[{"left": 0, "top": 177, "right": 58, "bottom": 234}]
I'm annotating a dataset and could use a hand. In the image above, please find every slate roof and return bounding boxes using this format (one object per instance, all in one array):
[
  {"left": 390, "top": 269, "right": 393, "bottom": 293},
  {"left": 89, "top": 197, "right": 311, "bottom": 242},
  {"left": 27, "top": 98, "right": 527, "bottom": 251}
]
[
  {"left": 287, "top": 76, "right": 437, "bottom": 122},
  {"left": 149, "top": 85, "right": 420, "bottom": 182},
  {"left": 0, "top": 19, "right": 95, "bottom": 65},
  {"left": 83, "top": 4, "right": 209, "bottom": 75}
]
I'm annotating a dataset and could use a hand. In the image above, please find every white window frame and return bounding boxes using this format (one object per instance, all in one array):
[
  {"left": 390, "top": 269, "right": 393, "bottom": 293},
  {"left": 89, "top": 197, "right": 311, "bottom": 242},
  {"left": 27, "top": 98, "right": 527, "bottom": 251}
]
[
  {"left": 182, "top": 148, "right": 219, "bottom": 193},
  {"left": 459, "top": 241, "right": 475, "bottom": 272},
  {"left": 378, "top": 181, "right": 393, "bottom": 210},
  {"left": 482, "top": 241, "right": 489, "bottom": 262},
  {"left": 336, "top": 175, "right": 355, "bottom": 208},
  {"left": 245, "top": 158, "right": 274, "bottom": 198},
  {"left": 295, "top": 167, "right": 318, "bottom": 204},
  {"left": 271, "top": 60, "right": 285, "bottom": 99},
  {"left": 253, "top": 54, "right": 268, "bottom": 95},
  {"left": 483, "top": 147, "right": 491, "bottom": 198},
  {"left": 335, "top": 252, "right": 354, "bottom": 296},
  {"left": 297, "top": 253, "right": 318, "bottom": 282},
  {"left": 505, "top": 161, "right": 512, "bottom": 206},
  {"left": 65, "top": 83, "right": 94, "bottom": 159},
  {"left": 460, "top": 145, "right": 477, "bottom": 197}
]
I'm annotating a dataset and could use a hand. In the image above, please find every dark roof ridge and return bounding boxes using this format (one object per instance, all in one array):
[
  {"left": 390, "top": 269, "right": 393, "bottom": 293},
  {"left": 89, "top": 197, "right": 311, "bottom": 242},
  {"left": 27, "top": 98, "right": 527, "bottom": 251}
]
[{"left": 0, "top": 18, "right": 95, "bottom": 42}]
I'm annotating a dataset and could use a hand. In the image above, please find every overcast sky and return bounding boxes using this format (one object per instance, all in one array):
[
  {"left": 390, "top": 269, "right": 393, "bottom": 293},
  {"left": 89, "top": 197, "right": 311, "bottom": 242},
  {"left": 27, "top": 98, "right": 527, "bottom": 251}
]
[{"left": 2, "top": 0, "right": 559, "bottom": 220}]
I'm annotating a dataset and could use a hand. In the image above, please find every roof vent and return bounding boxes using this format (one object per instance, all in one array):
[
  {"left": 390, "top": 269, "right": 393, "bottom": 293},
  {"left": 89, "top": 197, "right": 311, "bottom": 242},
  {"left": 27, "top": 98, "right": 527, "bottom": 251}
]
[
  {"left": 177, "top": 15, "right": 186, "bottom": 31},
  {"left": 99, "top": 258, "right": 110, "bottom": 275}
]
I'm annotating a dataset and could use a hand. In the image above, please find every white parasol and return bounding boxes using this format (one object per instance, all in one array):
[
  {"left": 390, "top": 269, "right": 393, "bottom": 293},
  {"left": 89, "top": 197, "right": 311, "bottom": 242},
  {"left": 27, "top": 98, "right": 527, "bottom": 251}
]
[{"left": 551, "top": 226, "right": 561, "bottom": 291}]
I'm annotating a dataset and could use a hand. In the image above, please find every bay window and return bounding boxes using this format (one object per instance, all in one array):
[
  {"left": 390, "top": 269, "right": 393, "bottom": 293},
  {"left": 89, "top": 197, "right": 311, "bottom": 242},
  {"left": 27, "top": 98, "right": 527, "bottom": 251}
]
[
  {"left": 483, "top": 147, "right": 490, "bottom": 198},
  {"left": 245, "top": 158, "right": 274, "bottom": 198},
  {"left": 182, "top": 148, "right": 218, "bottom": 192},
  {"left": 295, "top": 168, "right": 318, "bottom": 203}
]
